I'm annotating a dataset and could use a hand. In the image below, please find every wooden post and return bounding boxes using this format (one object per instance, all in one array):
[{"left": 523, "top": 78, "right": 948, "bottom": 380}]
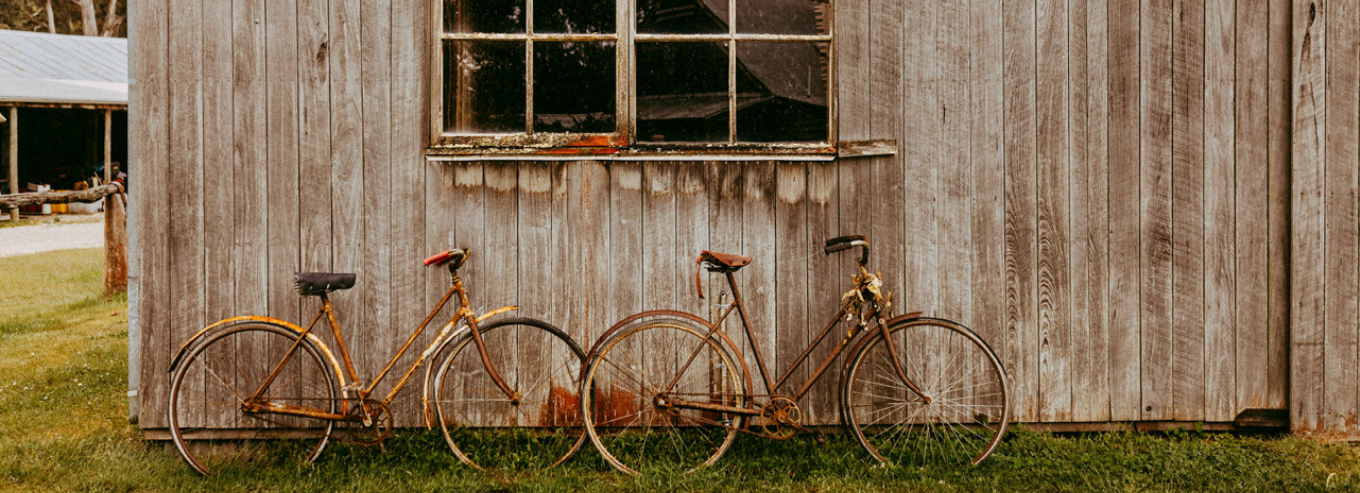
[
  {"left": 6, "top": 106, "right": 16, "bottom": 221},
  {"left": 104, "top": 109, "right": 112, "bottom": 184},
  {"left": 104, "top": 191, "right": 127, "bottom": 294}
]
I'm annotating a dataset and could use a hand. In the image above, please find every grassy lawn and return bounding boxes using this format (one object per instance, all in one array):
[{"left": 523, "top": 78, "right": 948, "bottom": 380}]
[{"left": 3, "top": 248, "right": 1360, "bottom": 492}]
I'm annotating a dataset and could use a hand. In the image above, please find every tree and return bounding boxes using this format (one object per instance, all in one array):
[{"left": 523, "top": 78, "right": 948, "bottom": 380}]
[{"left": 0, "top": 0, "right": 125, "bottom": 38}]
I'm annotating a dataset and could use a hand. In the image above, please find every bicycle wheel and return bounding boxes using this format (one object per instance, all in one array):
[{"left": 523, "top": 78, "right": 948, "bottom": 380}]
[
  {"left": 168, "top": 322, "right": 339, "bottom": 475},
  {"left": 842, "top": 317, "right": 1009, "bottom": 467},
  {"left": 433, "top": 317, "right": 588, "bottom": 471},
  {"left": 580, "top": 314, "right": 748, "bottom": 475}
]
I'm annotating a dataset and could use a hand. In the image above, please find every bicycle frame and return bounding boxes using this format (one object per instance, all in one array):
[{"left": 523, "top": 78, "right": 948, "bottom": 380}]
[
  {"left": 658, "top": 269, "right": 929, "bottom": 419},
  {"left": 240, "top": 266, "right": 521, "bottom": 422}
]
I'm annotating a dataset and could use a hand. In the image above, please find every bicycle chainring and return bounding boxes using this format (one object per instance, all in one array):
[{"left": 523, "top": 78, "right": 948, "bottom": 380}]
[
  {"left": 340, "top": 399, "right": 393, "bottom": 446},
  {"left": 759, "top": 397, "right": 802, "bottom": 440}
]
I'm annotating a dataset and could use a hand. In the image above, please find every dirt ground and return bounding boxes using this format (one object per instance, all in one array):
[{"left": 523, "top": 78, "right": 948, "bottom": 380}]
[{"left": 0, "top": 214, "right": 105, "bottom": 257}]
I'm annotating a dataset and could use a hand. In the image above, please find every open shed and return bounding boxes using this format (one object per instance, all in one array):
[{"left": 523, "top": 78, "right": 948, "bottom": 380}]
[{"left": 0, "top": 29, "right": 128, "bottom": 218}]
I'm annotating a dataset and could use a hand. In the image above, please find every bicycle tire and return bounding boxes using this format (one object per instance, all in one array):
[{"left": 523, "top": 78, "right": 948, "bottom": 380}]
[
  {"left": 433, "top": 317, "right": 589, "bottom": 471},
  {"left": 841, "top": 317, "right": 1010, "bottom": 467},
  {"left": 580, "top": 314, "right": 749, "bottom": 475},
  {"left": 168, "top": 322, "right": 339, "bottom": 475}
]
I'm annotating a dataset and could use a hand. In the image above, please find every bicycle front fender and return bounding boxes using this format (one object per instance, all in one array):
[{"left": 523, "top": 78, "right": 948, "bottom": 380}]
[
  {"left": 165, "top": 315, "right": 350, "bottom": 391},
  {"left": 418, "top": 305, "right": 520, "bottom": 429}
]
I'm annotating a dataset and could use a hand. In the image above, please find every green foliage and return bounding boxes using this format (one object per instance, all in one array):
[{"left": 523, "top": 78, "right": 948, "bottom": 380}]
[{"left": 2, "top": 248, "right": 1359, "bottom": 492}]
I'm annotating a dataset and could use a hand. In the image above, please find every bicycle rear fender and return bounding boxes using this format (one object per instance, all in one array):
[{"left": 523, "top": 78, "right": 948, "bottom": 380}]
[
  {"left": 419, "top": 305, "right": 519, "bottom": 429},
  {"left": 165, "top": 316, "right": 350, "bottom": 391}
]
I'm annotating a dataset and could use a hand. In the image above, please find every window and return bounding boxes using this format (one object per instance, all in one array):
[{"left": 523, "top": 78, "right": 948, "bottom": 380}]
[{"left": 434, "top": 0, "right": 833, "bottom": 152}]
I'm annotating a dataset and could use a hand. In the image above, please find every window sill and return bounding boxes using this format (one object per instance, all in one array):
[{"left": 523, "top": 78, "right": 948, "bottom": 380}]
[
  {"left": 425, "top": 145, "right": 838, "bottom": 162},
  {"left": 423, "top": 140, "right": 896, "bottom": 162}
]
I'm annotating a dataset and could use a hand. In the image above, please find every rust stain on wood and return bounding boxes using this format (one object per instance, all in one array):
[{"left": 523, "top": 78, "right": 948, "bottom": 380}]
[{"left": 539, "top": 385, "right": 582, "bottom": 427}]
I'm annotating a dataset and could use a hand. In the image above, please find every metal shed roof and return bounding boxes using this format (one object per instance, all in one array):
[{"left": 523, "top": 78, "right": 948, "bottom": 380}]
[{"left": 0, "top": 29, "right": 127, "bottom": 107}]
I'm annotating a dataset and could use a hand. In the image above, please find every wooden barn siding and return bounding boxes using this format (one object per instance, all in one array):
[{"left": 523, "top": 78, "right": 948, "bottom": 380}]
[
  {"left": 1291, "top": 0, "right": 1360, "bottom": 436},
  {"left": 132, "top": 0, "right": 1294, "bottom": 429}
]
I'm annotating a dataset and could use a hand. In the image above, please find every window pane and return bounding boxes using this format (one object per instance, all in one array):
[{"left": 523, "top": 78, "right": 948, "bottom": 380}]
[
  {"left": 736, "top": 42, "right": 829, "bottom": 142},
  {"left": 445, "top": 0, "right": 525, "bottom": 33},
  {"left": 535, "top": 0, "right": 616, "bottom": 34},
  {"left": 637, "top": 0, "right": 729, "bottom": 34},
  {"left": 443, "top": 40, "right": 527, "bottom": 133},
  {"left": 735, "top": 0, "right": 828, "bottom": 35},
  {"left": 637, "top": 42, "right": 728, "bottom": 143},
  {"left": 534, "top": 42, "right": 617, "bottom": 133}
]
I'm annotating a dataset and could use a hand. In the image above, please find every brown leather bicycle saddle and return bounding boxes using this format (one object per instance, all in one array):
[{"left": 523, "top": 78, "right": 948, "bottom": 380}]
[
  {"left": 699, "top": 251, "right": 752, "bottom": 272},
  {"left": 295, "top": 272, "right": 356, "bottom": 296}
]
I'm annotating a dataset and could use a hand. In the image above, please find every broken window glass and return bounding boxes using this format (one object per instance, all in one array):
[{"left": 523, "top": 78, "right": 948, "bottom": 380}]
[
  {"left": 534, "top": 42, "right": 617, "bottom": 133},
  {"left": 445, "top": 0, "right": 525, "bottom": 34},
  {"left": 637, "top": 42, "right": 729, "bottom": 143},
  {"left": 736, "top": 42, "right": 829, "bottom": 142},
  {"left": 535, "top": 0, "right": 616, "bottom": 33},
  {"left": 637, "top": 0, "right": 729, "bottom": 34},
  {"left": 443, "top": 40, "right": 527, "bottom": 134},
  {"left": 735, "top": 0, "right": 828, "bottom": 35}
]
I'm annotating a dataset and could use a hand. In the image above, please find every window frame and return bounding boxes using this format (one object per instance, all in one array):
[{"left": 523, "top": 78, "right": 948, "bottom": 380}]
[{"left": 428, "top": 0, "right": 837, "bottom": 156}]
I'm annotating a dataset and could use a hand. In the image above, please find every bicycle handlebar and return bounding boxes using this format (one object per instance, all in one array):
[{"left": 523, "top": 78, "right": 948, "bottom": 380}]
[{"left": 824, "top": 235, "right": 870, "bottom": 266}]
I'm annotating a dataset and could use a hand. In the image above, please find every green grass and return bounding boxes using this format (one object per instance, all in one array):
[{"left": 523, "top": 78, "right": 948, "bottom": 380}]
[{"left": 2, "top": 248, "right": 1360, "bottom": 492}]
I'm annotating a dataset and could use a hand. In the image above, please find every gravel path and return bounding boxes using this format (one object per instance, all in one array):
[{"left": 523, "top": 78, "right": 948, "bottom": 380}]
[{"left": 0, "top": 217, "right": 105, "bottom": 258}]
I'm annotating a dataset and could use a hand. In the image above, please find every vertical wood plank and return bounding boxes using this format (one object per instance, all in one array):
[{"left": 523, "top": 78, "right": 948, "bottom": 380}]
[
  {"left": 200, "top": 0, "right": 234, "bottom": 429},
  {"left": 359, "top": 0, "right": 392, "bottom": 401},
  {"left": 1003, "top": 0, "right": 1039, "bottom": 421},
  {"left": 517, "top": 161, "right": 553, "bottom": 424},
  {"left": 1036, "top": 0, "right": 1071, "bottom": 422},
  {"left": 1108, "top": 0, "right": 1142, "bottom": 421},
  {"left": 1139, "top": 0, "right": 1174, "bottom": 421},
  {"left": 707, "top": 162, "right": 747, "bottom": 384},
  {"left": 608, "top": 161, "right": 644, "bottom": 418},
  {"left": 483, "top": 162, "right": 520, "bottom": 422},
  {"left": 775, "top": 163, "right": 809, "bottom": 395},
  {"left": 805, "top": 160, "right": 839, "bottom": 425},
  {"left": 1266, "top": 0, "right": 1291, "bottom": 412},
  {"left": 939, "top": 0, "right": 972, "bottom": 327},
  {"left": 328, "top": 0, "right": 363, "bottom": 366},
  {"left": 904, "top": 0, "right": 939, "bottom": 318},
  {"left": 1204, "top": 0, "right": 1238, "bottom": 422},
  {"left": 642, "top": 161, "right": 677, "bottom": 408},
  {"left": 1170, "top": 0, "right": 1205, "bottom": 422},
  {"left": 642, "top": 162, "right": 676, "bottom": 312},
  {"left": 484, "top": 162, "right": 519, "bottom": 310},
  {"left": 1324, "top": 0, "right": 1360, "bottom": 431},
  {"left": 673, "top": 162, "right": 710, "bottom": 329},
  {"left": 1082, "top": 0, "right": 1113, "bottom": 422},
  {"left": 168, "top": 0, "right": 205, "bottom": 429},
  {"left": 232, "top": 0, "right": 267, "bottom": 339},
  {"left": 297, "top": 0, "right": 331, "bottom": 274},
  {"left": 970, "top": 0, "right": 1007, "bottom": 412},
  {"left": 132, "top": 0, "right": 171, "bottom": 429},
  {"left": 388, "top": 0, "right": 426, "bottom": 426},
  {"left": 870, "top": 0, "right": 904, "bottom": 332},
  {"left": 570, "top": 162, "right": 611, "bottom": 367},
  {"left": 741, "top": 162, "right": 777, "bottom": 389},
  {"left": 1292, "top": 0, "right": 1326, "bottom": 433},
  {"left": 1070, "top": 0, "right": 1110, "bottom": 423},
  {"left": 1234, "top": 0, "right": 1271, "bottom": 412}
]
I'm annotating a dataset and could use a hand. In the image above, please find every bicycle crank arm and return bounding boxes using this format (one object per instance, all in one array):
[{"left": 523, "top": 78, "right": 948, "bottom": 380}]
[
  {"left": 242, "top": 401, "right": 347, "bottom": 422},
  {"left": 658, "top": 396, "right": 762, "bottom": 416}
]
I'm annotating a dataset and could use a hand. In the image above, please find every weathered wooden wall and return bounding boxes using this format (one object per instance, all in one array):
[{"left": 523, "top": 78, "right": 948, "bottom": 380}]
[
  {"left": 131, "top": 0, "right": 1295, "bottom": 430},
  {"left": 1291, "top": 0, "right": 1360, "bottom": 436}
]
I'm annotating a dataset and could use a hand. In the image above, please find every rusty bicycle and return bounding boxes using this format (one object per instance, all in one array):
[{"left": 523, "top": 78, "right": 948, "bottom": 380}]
[
  {"left": 579, "top": 235, "right": 1011, "bottom": 474},
  {"left": 167, "top": 249, "right": 587, "bottom": 475}
]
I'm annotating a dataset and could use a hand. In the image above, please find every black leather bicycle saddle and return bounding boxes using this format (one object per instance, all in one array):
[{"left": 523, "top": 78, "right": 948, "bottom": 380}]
[{"left": 295, "top": 272, "right": 357, "bottom": 296}]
